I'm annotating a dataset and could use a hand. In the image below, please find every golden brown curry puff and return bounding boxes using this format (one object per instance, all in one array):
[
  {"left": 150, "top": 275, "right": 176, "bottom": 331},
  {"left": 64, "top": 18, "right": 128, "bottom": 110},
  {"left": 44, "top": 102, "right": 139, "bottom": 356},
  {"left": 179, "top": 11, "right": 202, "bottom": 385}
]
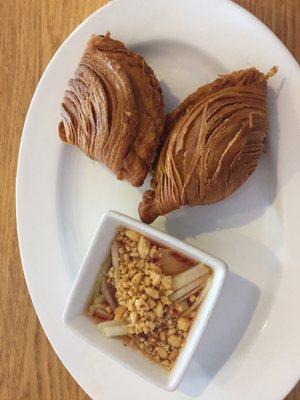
[
  {"left": 59, "top": 33, "right": 164, "bottom": 187},
  {"left": 139, "top": 67, "right": 277, "bottom": 223}
]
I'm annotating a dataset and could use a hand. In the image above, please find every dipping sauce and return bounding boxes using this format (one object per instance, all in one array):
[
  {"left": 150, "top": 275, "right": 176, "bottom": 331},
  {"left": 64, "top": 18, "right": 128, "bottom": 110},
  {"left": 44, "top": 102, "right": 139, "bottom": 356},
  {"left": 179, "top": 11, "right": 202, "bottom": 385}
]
[{"left": 88, "top": 227, "right": 212, "bottom": 369}]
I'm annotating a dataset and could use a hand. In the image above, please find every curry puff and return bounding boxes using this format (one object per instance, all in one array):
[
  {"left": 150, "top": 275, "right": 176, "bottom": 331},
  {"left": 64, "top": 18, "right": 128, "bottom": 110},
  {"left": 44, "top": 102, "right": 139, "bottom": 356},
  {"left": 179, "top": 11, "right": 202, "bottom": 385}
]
[
  {"left": 59, "top": 33, "right": 164, "bottom": 187},
  {"left": 139, "top": 67, "right": 277, "bottom": 223}
]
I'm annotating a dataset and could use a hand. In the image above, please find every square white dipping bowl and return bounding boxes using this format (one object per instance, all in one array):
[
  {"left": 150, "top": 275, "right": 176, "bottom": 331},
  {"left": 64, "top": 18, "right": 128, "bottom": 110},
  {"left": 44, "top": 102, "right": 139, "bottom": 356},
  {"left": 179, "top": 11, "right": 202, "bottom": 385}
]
[{"left": 63, "top": 210, "right": 228, "bottom": 391}]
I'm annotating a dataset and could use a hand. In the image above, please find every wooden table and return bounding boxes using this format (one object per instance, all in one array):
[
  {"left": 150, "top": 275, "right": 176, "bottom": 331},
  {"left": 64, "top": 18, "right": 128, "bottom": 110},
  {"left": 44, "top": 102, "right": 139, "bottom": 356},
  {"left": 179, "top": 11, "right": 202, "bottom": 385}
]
[{"left": 0, "top": 1, "right": 299, "bottom": 399}]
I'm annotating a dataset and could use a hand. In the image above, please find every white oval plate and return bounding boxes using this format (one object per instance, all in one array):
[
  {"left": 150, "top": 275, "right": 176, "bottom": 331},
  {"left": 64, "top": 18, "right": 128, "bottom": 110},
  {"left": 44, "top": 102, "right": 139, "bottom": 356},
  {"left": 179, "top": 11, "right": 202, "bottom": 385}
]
[{"left": 16, "top": 0, "right": 300, "bottom": 399}]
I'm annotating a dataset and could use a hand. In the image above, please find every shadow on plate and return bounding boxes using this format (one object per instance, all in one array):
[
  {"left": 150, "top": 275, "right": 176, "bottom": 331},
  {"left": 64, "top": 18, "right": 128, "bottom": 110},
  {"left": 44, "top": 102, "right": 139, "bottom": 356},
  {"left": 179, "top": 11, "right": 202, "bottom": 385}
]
[
  {"left": 159, "top": 79, "right": 180, "bottom": 112},
  {"left": 179, "top": 271, "right": 260, "bottom": 397},
  {"left": 131, "top": 38, "right": 226, "bottom": 113}
]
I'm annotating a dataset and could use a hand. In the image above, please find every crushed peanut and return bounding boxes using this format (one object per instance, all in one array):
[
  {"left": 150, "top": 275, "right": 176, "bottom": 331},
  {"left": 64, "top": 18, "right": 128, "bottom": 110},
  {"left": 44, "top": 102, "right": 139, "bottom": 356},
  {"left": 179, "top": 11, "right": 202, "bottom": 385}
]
[
  {"left": 125, "top": 229, "right": 140, "bottom": 241},
  {"left": 137, "top": 236, "right": 150, "bottom": 258},
  {"left": 177, "top": 317, "right": 191, "bottom": 332},
  {"left": 115, "top": 305, "right": 126, "bottom": 320},
  {"left": 167, "top": 334, "right": 182, "bottom": 348},
  {"left": 161, "top": 276, "right": 172, "bottom": 289}
]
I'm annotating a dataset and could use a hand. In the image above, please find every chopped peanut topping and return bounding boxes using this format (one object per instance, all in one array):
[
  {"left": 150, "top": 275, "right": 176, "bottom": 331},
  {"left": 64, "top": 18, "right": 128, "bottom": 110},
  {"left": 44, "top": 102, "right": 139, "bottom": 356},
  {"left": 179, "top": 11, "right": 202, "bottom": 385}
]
[
  {"left": 167, "top": 335, "right": 182, "bottom": 348},
  {"left": 137, "top": 236, "right": 150, "bottom": 258},
  {"left": 177, "top": 317, "right": 191, "bottom": 332},
  {"left": 125, "top": 229, "right": 140, "bottom": 241},
  {"left": 161, "top": 276, "right": 172, "bottom": 289},
  {"left": 114, "top": 305, "right": 126, "bottom": 321},
  {"left": 155, "top": 346, "right": 167, "bottom": 359}
]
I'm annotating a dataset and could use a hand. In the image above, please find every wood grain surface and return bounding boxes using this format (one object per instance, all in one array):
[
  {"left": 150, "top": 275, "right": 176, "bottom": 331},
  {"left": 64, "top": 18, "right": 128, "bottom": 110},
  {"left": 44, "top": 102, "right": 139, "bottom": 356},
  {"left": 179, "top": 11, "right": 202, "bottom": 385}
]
[{"left": 0, "top": 1, "right": 299, "bottom": 399}]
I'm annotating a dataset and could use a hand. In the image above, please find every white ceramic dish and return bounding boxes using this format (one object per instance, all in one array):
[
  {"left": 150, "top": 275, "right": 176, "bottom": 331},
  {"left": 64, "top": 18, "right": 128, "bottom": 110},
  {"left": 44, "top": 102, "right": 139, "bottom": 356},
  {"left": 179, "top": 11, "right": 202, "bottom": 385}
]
[
  {"left": 16, "top": 0, "right": 300, "bottom": 399},
  {"left": 63, "top": 211, "right": 227, "bottom": 391}
]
